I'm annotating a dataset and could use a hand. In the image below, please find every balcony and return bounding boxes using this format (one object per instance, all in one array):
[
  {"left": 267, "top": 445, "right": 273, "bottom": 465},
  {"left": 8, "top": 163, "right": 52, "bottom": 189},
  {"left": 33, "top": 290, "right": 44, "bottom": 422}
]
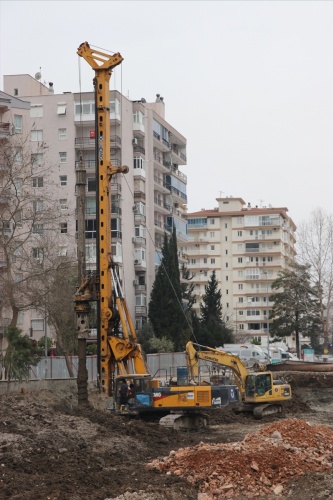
[
  {"left": 134, "top": 213, "right": 146, "bottom": 224},
  {"left": 132, "top": 236, "right": 146, "bottom": 246},
  {"left": 134, "top": 259, "right": 147, "bottom": 269},
  {"left": 110, "top": 182, "right": 122, "bottom": 194},
  {"left": 135, "top": 305, "right": 147, "bottom": 316},
  {"left": 111, "top": 230, "right": 122, "bottom": 240},
  {"left": 75, "top": 160, "right": 96, "bottom": 170},
  {"left": 153, "top": 131, "right": 170, "bottom": 152},
  {"left": 154, "top": 197, "right": 171, "bottom": 212},
  {"left": 170, "top": 144, "right": 187, "bottom": 165},
  {"left": 0, "top": 122, "right": 13, "bottom": 139},
  {"left": 74, "top": 135, "right": 122, "bottom": 149},
  {"left": 133, "top": 144, "right": 145, "bottom": 155},
  {"left": 154, "top": 176, "right": 170, "bottom": 193}
]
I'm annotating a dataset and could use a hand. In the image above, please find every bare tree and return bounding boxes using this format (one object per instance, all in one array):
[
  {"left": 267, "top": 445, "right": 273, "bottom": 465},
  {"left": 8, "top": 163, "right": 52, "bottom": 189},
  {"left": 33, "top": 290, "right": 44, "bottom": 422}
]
[
  {"left": 0, "top": 127, "right": 76, "bottom": 369},
  {"left": 297, "top": 208, "right": 333, "bottom": 353}
]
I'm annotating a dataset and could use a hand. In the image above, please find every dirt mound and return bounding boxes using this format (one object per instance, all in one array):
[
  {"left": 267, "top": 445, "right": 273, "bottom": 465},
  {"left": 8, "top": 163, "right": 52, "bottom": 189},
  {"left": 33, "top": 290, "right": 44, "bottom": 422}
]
[{"left": 148, "top": 418, "right": 333, "bottom": 499}]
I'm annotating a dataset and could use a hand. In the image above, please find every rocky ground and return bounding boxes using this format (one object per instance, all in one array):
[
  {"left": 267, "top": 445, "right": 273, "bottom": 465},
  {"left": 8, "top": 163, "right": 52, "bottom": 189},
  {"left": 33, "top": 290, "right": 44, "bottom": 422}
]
[{"left": 1, "top": 372, "right": 333, "bottom": 499}]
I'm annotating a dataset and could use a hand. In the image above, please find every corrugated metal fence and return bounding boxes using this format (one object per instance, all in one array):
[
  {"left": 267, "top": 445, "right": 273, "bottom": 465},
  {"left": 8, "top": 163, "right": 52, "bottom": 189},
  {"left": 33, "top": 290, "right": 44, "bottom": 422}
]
[{"left": 1, "top": 353, "right": 208, "bottom": 382}]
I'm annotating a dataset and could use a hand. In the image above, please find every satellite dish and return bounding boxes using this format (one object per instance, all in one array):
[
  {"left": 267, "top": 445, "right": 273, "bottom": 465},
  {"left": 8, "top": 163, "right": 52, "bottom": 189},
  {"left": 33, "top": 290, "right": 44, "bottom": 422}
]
[{"left": 35, "top": 72, "right": 42, "bottom": 81}]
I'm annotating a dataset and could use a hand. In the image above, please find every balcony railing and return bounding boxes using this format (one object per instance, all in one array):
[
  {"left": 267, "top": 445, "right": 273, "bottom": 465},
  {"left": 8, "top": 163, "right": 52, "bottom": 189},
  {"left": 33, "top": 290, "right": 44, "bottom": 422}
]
[{"left": 133, "top": 144, "right": 145, "bottom": 154}]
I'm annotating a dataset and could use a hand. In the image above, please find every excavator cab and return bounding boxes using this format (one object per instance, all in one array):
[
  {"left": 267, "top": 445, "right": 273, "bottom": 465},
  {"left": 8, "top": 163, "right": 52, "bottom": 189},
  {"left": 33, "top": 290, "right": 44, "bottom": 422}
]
[
  {"left": 244, "top": 372, "right": 291, "bottom": 402},
  {"left": 114, "top": 374, "right": 157, "bottom": 414}
]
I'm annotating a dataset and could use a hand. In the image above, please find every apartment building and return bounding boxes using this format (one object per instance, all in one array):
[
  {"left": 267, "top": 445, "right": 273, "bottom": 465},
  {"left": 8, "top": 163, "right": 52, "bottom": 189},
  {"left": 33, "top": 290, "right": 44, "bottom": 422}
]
[
  {"left": 1, "top": 74, "right": 188, "bottom": 339},
  {"left": 182, "top": 197, "right": 296, "bottom": 348}
]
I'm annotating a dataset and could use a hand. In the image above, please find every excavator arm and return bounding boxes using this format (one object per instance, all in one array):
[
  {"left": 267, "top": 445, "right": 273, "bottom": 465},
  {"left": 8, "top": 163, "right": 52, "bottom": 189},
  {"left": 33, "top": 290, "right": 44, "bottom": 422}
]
[{"left": 186, "top": 342, "right": 247, "bottom": 397}]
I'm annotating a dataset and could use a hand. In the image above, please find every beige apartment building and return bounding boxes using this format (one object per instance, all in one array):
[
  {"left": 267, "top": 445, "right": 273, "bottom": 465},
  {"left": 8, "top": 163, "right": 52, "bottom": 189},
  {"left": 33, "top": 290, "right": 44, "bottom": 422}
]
[
  {"left": 182, "top": 197, "right": 296, "bottom": 349},
  {"left": 1, "top": 74, "right": 188, "bottom": 341}
]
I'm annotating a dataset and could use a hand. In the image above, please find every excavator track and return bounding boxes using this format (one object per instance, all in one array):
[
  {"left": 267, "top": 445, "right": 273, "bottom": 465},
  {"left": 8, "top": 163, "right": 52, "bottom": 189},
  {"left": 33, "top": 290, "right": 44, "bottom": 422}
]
[
  {"left": 252, "top": 403, "right": 283, "bottom": 420},
  {"left": 159, "top": 412, "right": 210, "bottom": 430}
]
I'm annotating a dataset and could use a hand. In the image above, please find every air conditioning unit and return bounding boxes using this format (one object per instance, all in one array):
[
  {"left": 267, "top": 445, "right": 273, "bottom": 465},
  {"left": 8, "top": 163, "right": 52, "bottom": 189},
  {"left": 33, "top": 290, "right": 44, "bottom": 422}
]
[
  {"left": 133, "top": 279, "right": 139, "bottom": 286},
  {"left": 132, "top": 206, "right": 137, "bottom": 212},
  {"left": 132, "top": 138, "right": 138, "bottom": 145},
  {"left": 134, "top": 259, "right": 139, "bottom": 265}
]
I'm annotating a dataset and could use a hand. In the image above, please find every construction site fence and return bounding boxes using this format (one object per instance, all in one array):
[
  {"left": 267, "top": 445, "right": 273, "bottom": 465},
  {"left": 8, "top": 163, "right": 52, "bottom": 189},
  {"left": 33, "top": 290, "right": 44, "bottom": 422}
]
[{"left": 0, "top": 353, "right": 217, "bottom": 382}]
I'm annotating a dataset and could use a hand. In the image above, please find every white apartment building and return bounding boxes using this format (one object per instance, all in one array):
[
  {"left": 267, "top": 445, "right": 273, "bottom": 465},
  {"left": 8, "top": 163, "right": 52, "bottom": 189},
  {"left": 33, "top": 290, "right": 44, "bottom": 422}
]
[
  {"left": 1, "top": 75, "right": 188, "bottom": 340},
  {"left": 182, "top": 197, "right": 296, "bottom": 348}
]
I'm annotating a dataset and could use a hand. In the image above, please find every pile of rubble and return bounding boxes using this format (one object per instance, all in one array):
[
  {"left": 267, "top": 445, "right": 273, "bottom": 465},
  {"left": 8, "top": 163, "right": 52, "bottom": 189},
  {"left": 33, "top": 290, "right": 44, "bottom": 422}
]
[{"left": 148, "top": 419, "right": 333, "bottom": 498}]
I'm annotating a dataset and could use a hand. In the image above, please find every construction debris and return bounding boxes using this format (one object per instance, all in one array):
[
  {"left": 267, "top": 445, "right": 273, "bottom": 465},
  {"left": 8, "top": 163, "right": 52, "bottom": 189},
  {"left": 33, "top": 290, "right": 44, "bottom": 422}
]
[{"left": 148, "top": 419, "right": 333, "bottom": 498}]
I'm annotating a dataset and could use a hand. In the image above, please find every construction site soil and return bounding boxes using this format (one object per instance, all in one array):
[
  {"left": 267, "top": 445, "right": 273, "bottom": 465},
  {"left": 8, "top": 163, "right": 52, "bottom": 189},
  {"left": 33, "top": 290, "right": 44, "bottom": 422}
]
[{"left": 1, "top": 371, "right": 333, "bottom": 500}]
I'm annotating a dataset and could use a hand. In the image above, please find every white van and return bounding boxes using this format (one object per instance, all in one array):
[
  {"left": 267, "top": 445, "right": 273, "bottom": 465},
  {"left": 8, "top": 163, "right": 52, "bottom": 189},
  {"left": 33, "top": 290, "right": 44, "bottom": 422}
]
[{"left": 218, "top": 344, "right": 270, "bottom": 364}]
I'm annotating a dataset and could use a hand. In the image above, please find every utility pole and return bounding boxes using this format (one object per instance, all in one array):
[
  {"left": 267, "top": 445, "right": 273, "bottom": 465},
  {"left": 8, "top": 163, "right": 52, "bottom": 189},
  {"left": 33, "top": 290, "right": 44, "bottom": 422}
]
[{"left": 76, "top": 153, "right": 89, "bottom": 406}]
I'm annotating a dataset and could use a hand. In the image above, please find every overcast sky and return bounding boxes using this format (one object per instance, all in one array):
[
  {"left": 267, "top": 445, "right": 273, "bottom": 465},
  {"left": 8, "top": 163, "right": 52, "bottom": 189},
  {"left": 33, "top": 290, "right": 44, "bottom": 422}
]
[{"left": 1, "top": 0, "right": 332, "bottom": 228}]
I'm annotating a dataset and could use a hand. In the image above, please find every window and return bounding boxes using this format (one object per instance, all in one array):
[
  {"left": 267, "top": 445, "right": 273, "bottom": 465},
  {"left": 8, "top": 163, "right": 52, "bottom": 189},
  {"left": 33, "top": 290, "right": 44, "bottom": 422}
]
[
  {"left": 238, "top": 284, "right": 243, "bottom": 290},
  {"left": 239, "top": 297, "right": 243, "bottom": 303},
  {"left": 31, "top": 153, "right": 43, "bottom": 166},
  {"left": 225, "top": 250, "right": 228, "bottom": 255},
  {"left": 211, "top": 245, "right": 215, "bottom": 250},
  {"left": 32, "top": 177, "right": 43, "bottom": 187},
  {"left": 17, "top": 311, "right": 25, "bottom": 325},
  {"left": 59, "top": 152, "right": 67, "bottom": 163},
  {"left": 86, "top": 197, "right": 96, "bottom": 215},
  {"left": 14, "top": 115, "right": 22, "bottom": 133},
  {"left": 14, "top": 179, "right": 23, "bottom": 196},
  {"left": 237, "top": 231, "right": 242, "bottom": 236},
  {"left": 60, "top": 222, "right": 68, "bottom": 234},
  {"left": 59, "top": 246, "right": 68, "bottom": 256},
  {"left": 75, "top": 100, "right": 94, "bottom": 115},
  {"left": 31, "top": 319, "right": 44, "bottom": 331},
  {"left": 226, "top": 262, "right": 228, "bottom": 268},
  {"left": 87, "top": 178, "right": 96, "bottom": 192},
  {"left": 31, "top": 130, "right": 43, "bottom": 141},
  {"left": 14, "top": 148, "right": 22, "bottom": 164},
  {"left": 268, "top": 256, "right": 273, "bottom": 262},
  {"left": 238, "top": 257, "right": 243, "bottom": 263},
  {"left": 225, "top": 223, "right": 228, "bottom": 228},
  {"left": 14, "top": 88, "right": 18, "bottom": 96},
  {"left": 237, "top": 217, "right": 243, "bottom": 224},
  {"left": 226, "top": 289, "right": 229, "bottom": 295},
  {"left": 226, "top": 276, "right": 229, "bottom": 281},
  {"left": 58, "top": 128, "right": 67, "bottom": 140},
  {"left": 210, "top": 232, "right": 215, "bottom": 237},
  {"left": 211, "top": 258, "right": 215, "bottom": 264},
  {"left": 85, "top": 219, "right": 96, "bottom": 239},
  {"left": 237, "top": 244, "right": 243, "bottom": 251},
  {"left": 133, "top": 157, "right": 145, "bottom": 170},
  {"left": 16, "top": 273, "right": 26, "bottom": 289},
  {"left": 30, "top": 105, "right": 43, "bottom": 118},
  {"left": 13, "top": 242, "right": 22, "bottom": 262},
  {"left": 33, "top": 200, "right": 43, "bottom": 212},
  {"left": 60, "top": 175, "right": 67, "bottom": 186},
  {"left": 238, "top": 270, "right": 243, "bottom": 277},
  {"left": 14, "top": 210, "right": 22, "bottom": 227},
  {"left": 32, "top": 224, "right": 44, "bottom": 235},
  {"left": 238, "top": 311, "right": 244, "bottom": 316},
  {"left": 60, "top": 199, "right": 68, "bottom": 210},
  {"left": 225, "top": 236, "right": 228, "bottom": 241},
  {"left": 203, "top": 258, "right": 207, "bottom": 264},
  {"left": 191, "top": 259, "right": 196, "bottom": 264},
  {"left": 210, "top": 218, "right": 215, "bottom": 225},
  {"left": 239, "top": 324, "right": 244, "bottom": 330},
  {"left": 57, "top": 102, "right": 66, "bottom": 115},
  {"left": 32, "top": 247, "right": 43, "bottom": 260}
]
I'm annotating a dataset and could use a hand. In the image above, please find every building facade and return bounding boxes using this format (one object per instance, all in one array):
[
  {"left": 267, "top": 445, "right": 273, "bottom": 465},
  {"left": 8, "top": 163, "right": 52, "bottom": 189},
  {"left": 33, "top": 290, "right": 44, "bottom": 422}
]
[
  {"left": 182, "top": 197, "right": 296, "bottom": 348},
  {"left": 1, "top": 75, "right": 188, "bottom": 339}
]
